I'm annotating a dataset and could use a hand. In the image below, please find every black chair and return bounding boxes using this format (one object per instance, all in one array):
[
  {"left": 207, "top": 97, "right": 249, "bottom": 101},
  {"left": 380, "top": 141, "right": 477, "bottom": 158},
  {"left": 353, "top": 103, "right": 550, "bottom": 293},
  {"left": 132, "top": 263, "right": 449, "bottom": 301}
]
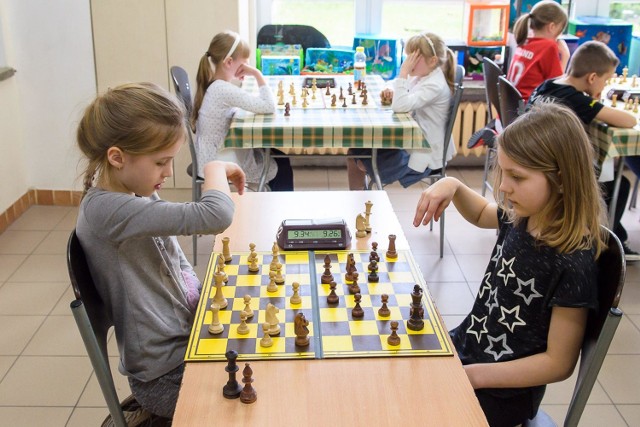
[
  {"left": 480, "top": 57, "right": 503, "bottom": 196},
  {"left": 257, "top": 24, "right": 330, "bottom": 54},
  {"left": 497, "top": 75, "right": 524, "bottom": 128},
  {"left": 524, "top": 226, "right": 626, "bottom": 427},
  {"left": 170, "top": 66, "right": 202, "bottom": 266},
  {"left": 68, "top": 230, "right": 168, "bottom": 427}
]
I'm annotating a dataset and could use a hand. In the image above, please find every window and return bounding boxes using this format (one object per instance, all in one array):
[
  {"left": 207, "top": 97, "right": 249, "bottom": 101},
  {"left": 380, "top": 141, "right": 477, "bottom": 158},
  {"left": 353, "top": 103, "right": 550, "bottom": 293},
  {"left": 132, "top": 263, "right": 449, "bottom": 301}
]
[
  {"left": 609, "top": 1, "right": 640, "bottom": 33},
  {"left": 380, "top": 0, "right": 465, "bottom": 41}
]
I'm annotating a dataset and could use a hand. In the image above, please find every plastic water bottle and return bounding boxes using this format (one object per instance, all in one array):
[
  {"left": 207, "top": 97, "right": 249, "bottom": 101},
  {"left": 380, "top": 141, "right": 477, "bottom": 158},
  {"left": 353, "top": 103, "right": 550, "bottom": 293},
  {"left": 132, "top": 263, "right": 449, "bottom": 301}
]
[{"left": 354, "top": 46, "right": 366, "bottom": 84}]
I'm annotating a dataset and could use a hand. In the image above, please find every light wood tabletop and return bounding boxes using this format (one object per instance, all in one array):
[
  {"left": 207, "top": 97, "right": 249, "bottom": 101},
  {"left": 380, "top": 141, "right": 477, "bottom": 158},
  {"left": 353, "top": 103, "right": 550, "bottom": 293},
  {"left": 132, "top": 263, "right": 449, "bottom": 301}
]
[{"left": 173, "top": 190, "right": 488, "bottom": 426}]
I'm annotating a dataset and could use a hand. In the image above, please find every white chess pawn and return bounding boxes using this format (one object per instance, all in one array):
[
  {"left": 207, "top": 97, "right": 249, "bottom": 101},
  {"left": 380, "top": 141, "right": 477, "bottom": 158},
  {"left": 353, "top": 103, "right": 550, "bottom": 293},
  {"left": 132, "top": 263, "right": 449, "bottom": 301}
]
[
  {"left": 274, "top": 262, "right": 285, "bottom": 284},
  {"left": 290, "top": 282, "right": 302, "bottom": 305},
  {"left": 267, "top": 271, "right": 278, "bottom": 293},
  {"left": 208, "top": 303, "right": 224, "bottom": 334},
  {"left": 237, "top": 311, "right": 250, "bottom": 335},
  {"left": 243, "top": 295, "right": 254, "bottom": 318},
  {"left": 260, "top": 322, "right": 273, "bottom": 348}
]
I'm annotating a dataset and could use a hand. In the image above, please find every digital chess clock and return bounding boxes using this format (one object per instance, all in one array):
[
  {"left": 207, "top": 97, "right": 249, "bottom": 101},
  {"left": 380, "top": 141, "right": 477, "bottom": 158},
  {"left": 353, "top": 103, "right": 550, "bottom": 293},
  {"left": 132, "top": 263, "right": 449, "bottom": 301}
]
[
  {"left": 303, "top": 77, "right": 335, "bottom": 88},
  {"left": 276, "top": 218, "right": 351, "bottom": 250}
]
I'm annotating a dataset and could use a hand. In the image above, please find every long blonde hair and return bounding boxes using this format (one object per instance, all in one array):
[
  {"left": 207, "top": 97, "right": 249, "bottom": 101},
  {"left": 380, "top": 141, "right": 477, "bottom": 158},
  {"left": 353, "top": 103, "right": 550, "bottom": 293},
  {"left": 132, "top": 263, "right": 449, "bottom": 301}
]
[
  {"left": 513, "top": 0, "right": 568, "bottom": 45},
  {"left": 404, "top": 32, "right": 456, "bottom": 93},
  {"left": 76, "top": 83, "right": 187, "bottom": 195},
  {"left": 192, "top": 31, "right": 251, "bottom": 129},
  {"left": 493, "top": 101, "right": 607, "bottom": 257}
]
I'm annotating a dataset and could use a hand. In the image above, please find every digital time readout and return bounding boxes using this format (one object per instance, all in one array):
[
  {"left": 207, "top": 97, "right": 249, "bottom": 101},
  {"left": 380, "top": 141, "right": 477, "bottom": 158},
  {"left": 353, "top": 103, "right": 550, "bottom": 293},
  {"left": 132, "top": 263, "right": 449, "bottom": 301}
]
[{"left": 287, "top": 229, "right": 342, "bottom": 239}]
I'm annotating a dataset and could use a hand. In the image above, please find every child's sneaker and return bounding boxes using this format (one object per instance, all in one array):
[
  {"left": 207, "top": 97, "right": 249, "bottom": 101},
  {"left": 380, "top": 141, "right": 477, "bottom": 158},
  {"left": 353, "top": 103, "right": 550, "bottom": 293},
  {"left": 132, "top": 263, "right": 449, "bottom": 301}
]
[
  {"left": 467, "top": 126, "right": 498, "bottom": 149},
  {"left": 623, "top": 242, "right": 640, "bottom": 263}
]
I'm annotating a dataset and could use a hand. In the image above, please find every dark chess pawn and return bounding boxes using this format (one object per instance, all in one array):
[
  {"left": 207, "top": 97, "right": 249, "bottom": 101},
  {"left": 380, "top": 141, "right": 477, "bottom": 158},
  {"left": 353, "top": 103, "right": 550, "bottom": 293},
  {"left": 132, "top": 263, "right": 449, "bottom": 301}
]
[
  {"left": 387, "top": 321, "right": 401, "bottom": 346},
  {"left": 327, "top": 281, "right": 339, "bottom": 305},
  {"left": 352, "top": 293, "right": 364, "bottom": 319},
  {"left": 345, "top": 253, "right": 357, "bottom": 282},
  {"left": 378, "top": 294, "right": 390, "bottom": 317},
  {"left": 367, "top": 259, "right": 379, "bottom": 282},
  {"left": 223, "top": 350, "right": 243, "bottom": 399},
  {"left": 321, "top": 255, "right": 334, "bottom": 284},
  {"left": 348, "top": 272, "right": 361, "bottom": 294},
  {"left": 369, "top": 242, "right": 380, "bottom": 262},
  {"left": 407, "top": 285, "right": 425, "bottom": 331},
  {"left": 240, "top": 363, "right": 257, "bottom": 404},
  {"left": 284, "top": 102, "right": 291, "bottom": 116}
]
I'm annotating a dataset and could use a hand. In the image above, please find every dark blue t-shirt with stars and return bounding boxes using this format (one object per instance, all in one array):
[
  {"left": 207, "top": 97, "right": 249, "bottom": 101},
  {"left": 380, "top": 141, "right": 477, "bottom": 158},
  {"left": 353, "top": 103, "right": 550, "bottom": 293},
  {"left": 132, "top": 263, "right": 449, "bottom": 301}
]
[{"left": 450, "top": 209, "right": 598, "bottom": 397}]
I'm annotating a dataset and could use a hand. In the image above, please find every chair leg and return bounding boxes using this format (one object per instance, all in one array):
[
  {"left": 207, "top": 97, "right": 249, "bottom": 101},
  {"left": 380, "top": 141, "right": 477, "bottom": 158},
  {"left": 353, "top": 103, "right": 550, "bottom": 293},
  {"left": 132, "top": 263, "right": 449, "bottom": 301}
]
[
  {"left": 482, "top": 148, "right": 493, "bottom": 197},
  {"left": 630, "top": 177, "right": 639, "bottom": 210},
  {"left": 440, "top": 211, "right": 445, "bottom": 258},
  {"left": 192, "top": 235, "right": 198, "bottom": 266}
]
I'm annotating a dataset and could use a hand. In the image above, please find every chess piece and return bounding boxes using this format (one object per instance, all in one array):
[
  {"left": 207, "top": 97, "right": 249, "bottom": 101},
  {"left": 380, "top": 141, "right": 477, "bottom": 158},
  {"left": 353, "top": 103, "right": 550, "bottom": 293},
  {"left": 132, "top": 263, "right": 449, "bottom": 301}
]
[
  {"left": 387, "top": 321, "right": 401, "bottom": 346},
  {"left": 348, "top": 272, "right": 360, "bottom": 295},
  {"left": 369, "top": 242, "right": 380, "bottom": 262},
  {"left": 248, "top": 254, "right": 260, "bottom": 273},
  {"left": 386, "top": 234, "right": 398, "bottom": 259},
  {"left": 378, "top": 294, "right": 390, "bottom": 317},
  {"left": 259, "top": 322, "right": 273, "bottom": 348},
  {"left": 266, "top": 303, "right": 281, "bottom": 335},
  {"left": 331, "top": 94, "right": 337, "bottom": 107},
  {"left": 364, "top": 200, "right": 373, "bottom": 232},
  {"left": 342, "top": 96, "right": 348, "bottom": 108},
  {"left": 290, "top": 282, "right": 302, "bottom": 305},
  {"left": 407, "top": 285, "right": 425, "bottom": 331},
  {"left": 223, "top": 350, "right": 243, "bottom": 399},
  {"left": 367, "top": 260, "right": 379, "bottom": 283},
  {"left": 237, "top": 311, "right": 250, "bottom": 335},
  {"left": 248, "top": 243, "right": 257, "bottom": 261},
  {"left": 294, "top": 312, "right": 310, "bottom": 347},
  {"left": 326, "top": 84, "right": 331, "bottom": 96},
  {"left": 352, "top": 293, "right": 364, "bottom": 319},
  {"left": 289, "top": 82, "right": 295, "bottom": 95},
  {"left": 222, "top": 237, "right": 232, "bottom": 263},
  {"left": 361, "top": 92, "right": 368, "bottom": 105},
  {"left": 612, "top": 94, "right": 618, "bottom": 108},
  {"left": 355, "top": 213, "right": 367, "bottom": 238},
  {"left": 339, "top": 87, "right": 344, "bottom": 100},
  {"left": 274, "top": 262, "right": 285, "bottom": 284},
  {"left": 243, "top": 294, "right": 254, "bottom": 318},
  {"left": 327, "top": 281, "right": 339, "bottom": 305},
  {"left": 291, "top": 94, "right": 297, "bottom": 106},
  {"left": 267, "top": 271, "right": 278, "bottom": 293},
  {"left": 302, "top": 97, "right": 309, "bottom": 108},
  {"left": 345, "top": 253, "right": 357, "bottom": 282},
  {"left": 217, "top": 254, "right": 228, "bottom": 283},
  {"left": 240, "top": 363, "right": 257, "bottom": 404},
  {"left": 208, "top": 303, "right": 224, "bottom": 334},
  {"left": 284, "top": 102, "right": 290, "bottom": 116},
  {"left": 321, "top": 254, "right": 334, "bottom": 284},
  {"left": 212, "top": 272, "right": 228, "bottom": 309},
  {"left": 348, "top": 82, "right": 353, "bottom": 95}
]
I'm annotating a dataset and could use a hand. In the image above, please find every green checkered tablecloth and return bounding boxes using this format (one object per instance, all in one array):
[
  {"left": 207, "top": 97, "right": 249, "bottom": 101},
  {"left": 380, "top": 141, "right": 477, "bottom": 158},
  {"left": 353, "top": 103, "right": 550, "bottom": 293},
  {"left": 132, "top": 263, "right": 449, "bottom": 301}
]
[
  {"left": 589, "top": 121, "right": 640, "bottom": 165},
  {"left": 223, "top": 75, "right": 428, "bottom": 150}
]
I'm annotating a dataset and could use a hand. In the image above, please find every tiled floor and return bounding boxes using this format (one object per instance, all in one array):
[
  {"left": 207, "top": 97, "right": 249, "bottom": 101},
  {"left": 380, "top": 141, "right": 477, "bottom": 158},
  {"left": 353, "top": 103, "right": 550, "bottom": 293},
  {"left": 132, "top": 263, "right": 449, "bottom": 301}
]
[{"left": 1, "top": 166, "right": 639, "bottom": 426}]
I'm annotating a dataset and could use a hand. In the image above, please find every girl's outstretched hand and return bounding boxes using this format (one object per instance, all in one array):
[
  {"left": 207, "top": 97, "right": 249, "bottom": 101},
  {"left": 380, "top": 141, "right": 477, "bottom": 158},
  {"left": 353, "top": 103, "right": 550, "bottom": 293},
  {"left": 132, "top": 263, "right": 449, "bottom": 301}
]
[
  {"left": 413, "top": 177, "right": 460, "bottom": 227},
  {"left": 224, "top": 162, "right": 246, "bottom": 195}
]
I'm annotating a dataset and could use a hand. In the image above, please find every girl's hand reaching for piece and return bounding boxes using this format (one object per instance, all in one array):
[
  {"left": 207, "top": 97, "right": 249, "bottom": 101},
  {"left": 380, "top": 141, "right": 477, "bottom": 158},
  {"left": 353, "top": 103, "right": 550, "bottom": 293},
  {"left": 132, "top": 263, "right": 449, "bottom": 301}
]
[
  {"left": 413, "top": 177, "right": 460, "bottom": 227},
  {"left": 224, "top": 162, "right": 246, "bottom": 195}
]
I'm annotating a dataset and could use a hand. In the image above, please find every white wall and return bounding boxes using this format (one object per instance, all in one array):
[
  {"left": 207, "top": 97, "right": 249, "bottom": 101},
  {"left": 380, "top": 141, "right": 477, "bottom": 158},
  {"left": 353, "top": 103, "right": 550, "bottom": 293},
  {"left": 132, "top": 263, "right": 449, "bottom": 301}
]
[{"left": 0, "top": 0, "right": 95, "bottom": 213}]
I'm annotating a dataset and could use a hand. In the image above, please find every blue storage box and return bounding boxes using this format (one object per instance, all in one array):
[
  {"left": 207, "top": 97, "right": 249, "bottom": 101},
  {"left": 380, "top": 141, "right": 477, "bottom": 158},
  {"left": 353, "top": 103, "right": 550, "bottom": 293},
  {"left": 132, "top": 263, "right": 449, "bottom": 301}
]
[
  {"left": 302, "top": 48, "right": 355, "bottom": 74},
  {"left": 629, "top": 35, "right": 640, "bottom": 76},
  {"left": 353, "top": 34, "right": 400, "bottom": 80},
  {"left": 257, "top": 44, "right": 303, "bottom": 75},
  {"left": 568, "top": 16, "right": 633, "bottom": 74},
  {"left": 509, "top": 0, "right": 560, "bottom": 28}
]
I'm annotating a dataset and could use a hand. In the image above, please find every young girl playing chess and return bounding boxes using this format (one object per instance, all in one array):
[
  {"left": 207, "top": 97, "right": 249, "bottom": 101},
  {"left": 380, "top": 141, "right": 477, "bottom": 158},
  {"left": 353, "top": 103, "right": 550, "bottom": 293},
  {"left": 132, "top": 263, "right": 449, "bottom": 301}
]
[
  {"left": 413, "top": 102, "right": 606, "bottom": 427},
  {"left": 347, "top": 31, "right": 457, "bottom": 190},
  {"left": 193, "top": 30, "right": 294, "bottom": 191},
  {"left": 75, "top": 82, "right": 244, "bottom": 419}
]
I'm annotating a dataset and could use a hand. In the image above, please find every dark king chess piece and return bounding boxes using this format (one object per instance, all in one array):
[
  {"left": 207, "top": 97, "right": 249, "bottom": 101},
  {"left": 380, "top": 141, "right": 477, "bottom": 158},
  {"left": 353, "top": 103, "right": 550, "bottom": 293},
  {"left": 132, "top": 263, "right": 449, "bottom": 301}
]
[
  {"left": 223, "top": 350, "right": 243, "bottom": 399},
  {"left": 406, "top": 285, "right": 425, "bottom": 331}
]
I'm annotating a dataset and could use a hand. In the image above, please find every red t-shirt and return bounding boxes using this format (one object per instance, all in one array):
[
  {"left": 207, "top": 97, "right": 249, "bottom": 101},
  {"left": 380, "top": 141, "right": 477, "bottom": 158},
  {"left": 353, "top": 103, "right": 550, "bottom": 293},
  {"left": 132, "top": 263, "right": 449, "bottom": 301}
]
[{"left": 507, "top": 38, "right": 563, "bottom": 102}]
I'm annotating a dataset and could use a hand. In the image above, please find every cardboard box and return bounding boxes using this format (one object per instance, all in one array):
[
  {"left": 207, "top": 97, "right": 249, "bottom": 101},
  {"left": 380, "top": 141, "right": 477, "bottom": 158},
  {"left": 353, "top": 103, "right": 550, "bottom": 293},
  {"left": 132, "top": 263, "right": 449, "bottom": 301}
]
[{"left": 257, "top": 44, "right": 303, "bottom": 75}]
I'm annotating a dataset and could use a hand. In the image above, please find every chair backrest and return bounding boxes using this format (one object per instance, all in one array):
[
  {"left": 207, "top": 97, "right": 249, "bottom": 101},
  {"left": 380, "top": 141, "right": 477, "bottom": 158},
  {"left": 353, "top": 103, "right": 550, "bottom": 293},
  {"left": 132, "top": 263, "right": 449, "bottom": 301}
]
[
  {"left": 497, "top": 75, "right": 524, "bottom": 128},
  {"left": 257, "top": 24, "right": 330, "bottom": 53},
  {"left": 170, "top": 66, "right": 201, "bottom": 183},
  {"left": 441, "top": 65, "right": 465, "bottom": 169},
  {"left": 482, "top": 57, "right": 503, "bottom": 123},
  {"left": 564, "top": 226, "right": 626, "bottom": 427},
  {"left": 68, "top": 230, "right": 127, "bottom": 427}
]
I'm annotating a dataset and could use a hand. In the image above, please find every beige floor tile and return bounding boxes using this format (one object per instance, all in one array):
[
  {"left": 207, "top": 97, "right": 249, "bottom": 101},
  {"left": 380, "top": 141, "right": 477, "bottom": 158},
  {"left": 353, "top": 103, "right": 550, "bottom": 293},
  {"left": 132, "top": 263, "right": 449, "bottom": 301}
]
[
  {"left": 415, "top": 255, "right": 466, "bottom": 282},
  {"left": 8, "top": 254, "right": 69, "bottom": 282},
  {"left": 620, "top": 281, "right": 640, "bottom": 315},
  {"left": 608, "top": 315, "right": 640, "bottom": 354},
  {"left": 327, "top": 167, "right": 349, "bottom": 190},
  {"left": 598, "top": 355, "right": 640, "bottom": 404},
  {"left": 0, "top": 356, "right": 16, "bottom": 379},
  {"left": 427, "top": 281, "right": 475, "bottom": 316},
  {"left": 33, "top": 230, "right": 73, "bottom": 254},
  {"left": 293, "top": 166, "right": 329, "bottom": 190},
  {"left": 0, "top": 230, "right": 48, "bottom": 254},
  {"left": 68, "top": 407, "right": 110, "bottom": 427},
  {"left": 23, "top": 315, "right": 87, "bottom": 356},
  {"left": 158, "top": 188, "right": 192, "bottom": 203},
  {"left": 51, "top": 284, "right": 74, "bottom": 315},
  {"left": 0, "top": 254, "right": 27, "bottom": 282},
  {"left": 8, "top": 206, "right": 71, "bottom": 231},
  {"left": 441, "top": 314, "right": 466, "bottom": 331},
  {"left": 457, "top": 254, "right": 494, "bottom": 283},
  {"left": 54, "top": 208, "right": 79, "bottom": 231},
  {"left": 0, "top": 281, "right": 68, "bottom": 315},
  {"left": 542, "top": 367, "right": 610, "bottom": 405},
  {"left": 446, "top": 227, "right": 498, "bottom": 255},
  {"left": 0, "top": 407, "right": 72, "bottom": 427},
  {"left": 629, "top": 314, "right": 640, "bottom": 329},
  {"left": 77, "top": 356, "right": 132, "bottom": 406},
  {"left": 618, "top": 404, "right": 640, "bottom": 427},
  {"left": 0, "top": 315, "right": 45, "bottom": 355},
  {"left": 0, "top": 356, "right": 92, "bottom": 406},
  {"left": 534, "top": 404, "right": 567, "bottom": 426},
  {"left": 571, "top": 404, "right": 629, "bottom": 427}
]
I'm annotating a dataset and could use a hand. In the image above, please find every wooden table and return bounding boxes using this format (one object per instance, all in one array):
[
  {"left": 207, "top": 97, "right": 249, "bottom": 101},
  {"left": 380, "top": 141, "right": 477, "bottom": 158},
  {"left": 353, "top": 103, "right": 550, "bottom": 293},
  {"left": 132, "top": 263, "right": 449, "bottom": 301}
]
[
  {"left": 223, "top": 75, "right": 429, "bottom": 190},
  {"left": 173, "top": 191, "right": 488, "bottom": 426}
]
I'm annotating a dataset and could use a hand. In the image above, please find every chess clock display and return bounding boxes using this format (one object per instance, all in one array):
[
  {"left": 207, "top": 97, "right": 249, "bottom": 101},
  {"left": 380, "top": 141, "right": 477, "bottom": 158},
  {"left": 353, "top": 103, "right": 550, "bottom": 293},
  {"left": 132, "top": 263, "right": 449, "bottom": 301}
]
[
  {"left": 276, "top": 218, "right": 351, "bottom": 250},
  {"left": 303, "top": 77, "right": 335, "bottom": 88}
]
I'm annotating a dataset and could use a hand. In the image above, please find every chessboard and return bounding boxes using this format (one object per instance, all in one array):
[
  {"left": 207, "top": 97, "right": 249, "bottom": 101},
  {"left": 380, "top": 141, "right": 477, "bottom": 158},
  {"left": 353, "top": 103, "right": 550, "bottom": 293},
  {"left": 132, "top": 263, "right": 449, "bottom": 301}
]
[
  {"left": 185, "top": 249, "right": 453, "bottom": 362},
  {"left": 604, "top": 68, "right": 640, "bottom": 124},
  {"left": 273, "top": 78, "right": 377, "bottom": 110}
]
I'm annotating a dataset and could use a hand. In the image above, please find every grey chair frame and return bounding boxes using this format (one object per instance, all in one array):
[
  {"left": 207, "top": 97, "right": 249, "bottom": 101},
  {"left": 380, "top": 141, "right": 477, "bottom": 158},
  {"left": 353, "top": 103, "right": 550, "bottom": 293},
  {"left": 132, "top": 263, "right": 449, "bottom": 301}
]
[
  {"left": 524, "top": 226, "right": 626, "bottom": 427},
  {"left": 497, "top": 75, "right": 524, "bottom": 128},
  {"left": 68, "top": 230, "right": 128, "bottom": 427},
  {"left": 480, "top": 57, "right": 503, "bottom": 196},
  {"left": 170, "top": 65, "right": 202, "bottom": 266}
]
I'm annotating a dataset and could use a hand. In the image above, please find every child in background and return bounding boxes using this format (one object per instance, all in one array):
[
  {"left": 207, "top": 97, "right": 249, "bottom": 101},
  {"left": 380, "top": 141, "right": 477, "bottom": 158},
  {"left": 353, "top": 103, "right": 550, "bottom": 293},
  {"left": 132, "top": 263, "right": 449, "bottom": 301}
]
[
  {"left": 193, "top": 30, "right": 293, "bottom": 191},
  {"left": 347, "top": 32, "right": 456, "bottom": 189},
  {"left": 507, "top": 0, "right": 570, "bottom": 103},
  {"left": 76, "top": 83, "right": 244, "bottom": 419},
  {"left": 528, "top": 41, "right": 639, "bottom": 258},
  {"left": 414, "top": 102, "right": 606, "bottom": 427}
]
